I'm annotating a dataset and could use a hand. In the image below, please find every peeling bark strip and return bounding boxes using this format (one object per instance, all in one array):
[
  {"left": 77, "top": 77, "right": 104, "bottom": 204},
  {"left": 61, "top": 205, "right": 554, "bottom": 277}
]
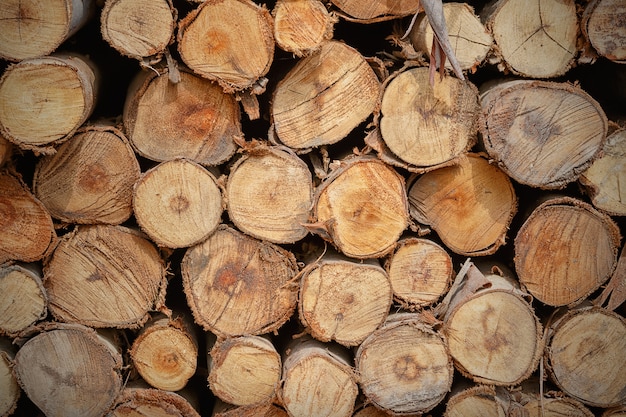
[
  {"left": 181, "top": 225, "right": 298, "bottom": 338},
  {"left": 480, "top": 79, "right": 608, "bottom": 189},
  {"left": 33, "top": 124, "right": 140, "bottom": 225},
  {"left": 123, "top": 67, "right": 240, "bottom": 166},
  {"left": 44, "top": 225, "right": 167, "bottom": 328}
]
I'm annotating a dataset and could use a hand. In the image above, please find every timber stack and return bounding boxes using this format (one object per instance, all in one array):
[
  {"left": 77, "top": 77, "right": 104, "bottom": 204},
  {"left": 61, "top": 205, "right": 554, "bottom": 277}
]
[{"left": 1, "top": 0, "right": 625, "bottom": 416}]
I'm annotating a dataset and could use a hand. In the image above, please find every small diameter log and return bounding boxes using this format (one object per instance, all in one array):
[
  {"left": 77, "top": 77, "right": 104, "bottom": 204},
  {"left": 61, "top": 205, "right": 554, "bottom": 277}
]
[
  {"left": 226, "top": 145, "right": 313, "bottom": 244},
  {"left": 480, "top": 80, "right": 608, "bottom": 189},
  {"left": 271, "top": 40, "right": 380, "bottom": 150},
  {"left": 546, "top": 306, "right": 626, "bottom": 408},
  {"left": 0, "top": 338, "right": 19, "bottom": 417},
  {"left": 44, "top": 225, "right": 167, "bottom": 328},
  {"left": 309, "top": 156, "right": 409, "bottom": 259},
  {"left": 518, "top": 386, "right": 594, "bottom": 417},
  {"left": 514, "top": 196, "right": 621, "bottom": 307},
  {"left": 409, "top": 3, "right": 493, "bottom": 72},
  {"left": 441, "top": 262, "right": 543, "bottom": 386},
  {"left": 328, "top": 0, "right": 420, "bottom": 22},
  {"left": 408, "top": 153, "right": 517, "bottom": 256},
  {"left": 13, "top": 323, "right": 123, "bottom": 417},
  {"left": 385, "top": 237, "right": 452, "bottom": 309},
  {"left": 212, "top": 401, "right": 288, "bottom": 417},
  {"left": 101, "top": 0, "right": 176, "bottom": 61},
  {"left": 133, "top": 159, "right": 223, "bottom": 249},
  {"left": 280, "top": 337, "right": 358, "bottom": 417},
  {"left": 33, "top": 124, "right": 140, "bottom": 225},
  {"left": 579, "top": 128, "right": 626, "bottom": 216},
  {"left": 355, "top": 313, "right": 453, "bottom": 415},
  {"left": 177, "top": 0, "right": 274, "bottom": 91},
  {"left": 0, "top": 0, "right": 95, "bottom": 62},
  {"left": 123, "top": 67, "right": 240, "bottom": 166},
  {"left": 272, "top": 0, "right": 336, "bottom": 57},
  {"left": 107, "top": 387, "right": 201, "bottom": 417},
  {"left": 0, "top": 264, "right": 47, "bottom": 336},
  {"left": 298, "top": 253, "right": 392, "bottom": 346},
  {"left": 0, "top": 170, "right": 56, "bottom": 264},
  {"left": 481, "top": 0, "right": 577, "bottom": 77},
  {"left": 208, "top": 335, "right": 281, "bottom": 406},
  {"left": 581, "top": 0, "right": 626, "bottom": 63},
  {"left": 130, "top": 313, "right": 198, "bottom": 392},
  {"left": 444, "top": 385, "right": 517, "bottom": 417},
  {"left": 182, "top": 225, "right": 299, "bottom": 337},
  {"left": 0, "top": 53, "right": 98, "bottom": 153},
  {"left": 373, "top": 67, "right": 479, "bottom": 172}
]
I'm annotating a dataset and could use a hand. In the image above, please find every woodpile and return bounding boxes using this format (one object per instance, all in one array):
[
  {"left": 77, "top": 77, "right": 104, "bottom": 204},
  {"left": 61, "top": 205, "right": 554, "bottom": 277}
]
[{"left": 0, "top": 0, "right": 625, "bottom": 416}]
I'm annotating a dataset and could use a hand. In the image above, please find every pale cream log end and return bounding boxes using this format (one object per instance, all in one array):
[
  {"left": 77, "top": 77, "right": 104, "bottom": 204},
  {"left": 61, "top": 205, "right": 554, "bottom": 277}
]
[
  {"left": 0, "top": 264, "right": 47, "bottom": 337},
  {"left": 273, "top": 0, "right": 336, "bottom": 57},
  {"left": 582, "top": 0, "right": 626, "bottom": 63}
]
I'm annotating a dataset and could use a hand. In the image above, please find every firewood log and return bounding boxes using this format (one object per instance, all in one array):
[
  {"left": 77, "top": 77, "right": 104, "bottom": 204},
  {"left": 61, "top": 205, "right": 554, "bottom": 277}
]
[
  {"left": 0, "top": 53, "right": 98, "bottom": 153},
  {"left": 479, "top": 79, "right": 608, "bottom": 189},
  {"left": 107, "top": 386, "right": 201, "bottom": 417},
  {"left": 444, "top": 385, "right": 520, "bottom": 417},
  {"left": 408, "top": 153, "right": 517, "bottom": 256},
  {"left": 226, "top": 144, "right": 313, "bottom": 244},
  {"left": 279, "top": 336, "right": 358, "bottom": 417},
  {"left": 545, "top": 305, "right": 626, "bottom": 408},
  {"left": 123, "top": 67, "right": 241, "bottom": 166},
  {"left": 581, "top": 0, "right": 626, "bottom": 63},
  {"left": 181, "top": 225, "right": 299, "bottom": 338},
  {"left": 208, "top": 334, "right": 281, "bottom": 407},
  {"left": 33, "top": 124, "right": 140, "bottom": 225},
  {"left": 132, "top": 158, "right": 223, "bottom": 249},
  {"left": 0, "top": 337, "right": 19, "bottom": 417},
  {"left": 0, "top": 170, "right": 56, "bottom": 264},
  {"left": 43, "top": 225, "right": 167, "bottom": 328},
  {"left": 514, "top": 196, "right": 621, "bottom": 307},
  {"left": 298, "top": 252, "right": 392, "bottom": 346},
  {"left": 0, "top": 0, "right": 95, "bottom": 62},
  {"left": 272, "top": 0, "right": 336, "bottom": 57},
  {"left": 328, "top": 0, "right": 420, "bottom": 22},
  {"left": 13, "top": 323, "right": 123, "bottom": 417},
  {"left": 177, "top": 0, "right": 274, "bottom": 92},
  {"left": 517, "top": 382, "right": 595, "bottom": 417},
  {"left": 0, "top": 263, "right": 47, "bottom": 337},
  {"left": 482, "top": 0, "right": 578, "bottom": 77},
  {"left": 100, "top": 0, "right": 176, "bottom": 61},
  {"left": 355, "top": 312, "right": 453, "bottom": 415},
  {"left": 271, "top": 40, "right": 380, "bottom": 150}
]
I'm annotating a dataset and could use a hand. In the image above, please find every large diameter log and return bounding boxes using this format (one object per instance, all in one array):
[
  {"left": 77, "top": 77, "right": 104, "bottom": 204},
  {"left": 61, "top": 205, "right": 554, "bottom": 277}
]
[
  {"left": 481, "top": 0, "right": 577, "bottom": 77},
  {"left": 0, "top": 264, "right": 47, "bottom": 337},
  {"left": 579, "top": 128, "right": 626, "bottom": 216},
  {"left": 0, "top": 170, "right": 56, "bottom": 264},
  {"left": 373, "top": 67, "right": 479, "bottom": 172},
  {"left": 33, "top": 124, "right": 140, "bottom": 225},
  {"left": 177, "top": 0, "right": 274, "bottom": 91},
  {"left": 408, "top": 153, "right": 517, "bottom": 256},
  {"left": 271, "top": 40, "right": 380, "bottom": 150},
  {"left": 409, "top": 3, "right": 493, "bottom": 72},
  {"left": 0, "top": 338, "right": 19, "bottom": 417},
  {"left": 132, "top": 159, "right": 223, "bottom": 249},
  {"left": 480, "top": 79, "right": 608, "bottom": 189},
  {"left": 514, "top": 196, "right": 621, "bottom": 307},
  {"left": 272, "top": 0, "right": 336, "bottom": 57},
  {"left": 123, "top": 68, "right": 240, "bottom": 166},
  {"left": 226, "top": 145, "right": 313, "bottom": 244},
  {"left": 0, "top": 0, "right": 95, "bottom": 62},
  {"left": 546, "top": 306, "right": 626, "bottom": 407},
  {"left": 309, "top": 156, "right": 409, "bottom": 259},
  {"left": 280, "top": 337, "right": 358, "bottom": 417},
  {"left": 0, "top": 53, "right": 98, "bottom": 153},
  {"left": 107, "top": 387, "right": 201, "bottom": 417},
  {"left": 581, "top": 0, "right": 626, "bottom": 63},
  {"left": 355, "top": 313, "right": 453, "bottom": 414},
  {"left": 208, "top": 335, "right": 281, "bottom": 406},
  {"left": 44, "top": 225, "right": 167, "bottom": 328},
  {"left": 329, "top": 0, "right": 420, "bottom": 22},
  {"left": 298, "top": 253, "right": 392, "bottom": 346},
  {"left": 441, "top": 262, "right": 543, "bottom": 386},
  {"left": 101, "top": 0, "right": 176, "bottom": 61},
  {"left": 182, "top": 225, "right": 299, "bottom": 337},
  {"left": 385, "top": 237, "right": 452, "bottom": 309},
  {"left": 13, "top": 323, "right": 123, "bottom": 417},
  {"left": 130, "top": 313, "right": 198, "bottom": 392}
]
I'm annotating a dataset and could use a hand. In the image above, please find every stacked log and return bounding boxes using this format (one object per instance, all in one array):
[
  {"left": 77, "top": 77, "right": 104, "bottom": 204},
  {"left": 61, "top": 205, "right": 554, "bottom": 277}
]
[{"left": 0, "top": 0, "right": 625, "bottom": 416}]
